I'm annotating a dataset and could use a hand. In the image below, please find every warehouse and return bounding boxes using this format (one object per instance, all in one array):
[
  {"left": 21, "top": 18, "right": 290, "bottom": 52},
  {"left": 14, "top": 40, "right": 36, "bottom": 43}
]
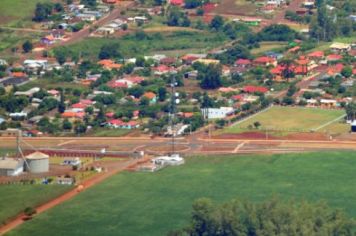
[
  {"left": 0, "top": 157, "right": 24, "bottom": 176},
  {"left": 25, "top": 151, "right": 49, "bottom": 173}
]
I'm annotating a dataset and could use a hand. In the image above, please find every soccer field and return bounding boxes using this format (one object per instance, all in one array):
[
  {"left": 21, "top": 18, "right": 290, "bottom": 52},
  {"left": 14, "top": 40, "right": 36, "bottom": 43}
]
[
  {"left": 223, "top": 106, "right": 347, "bottom": 134},
  {"left": 7, "top": 152, "right": 356, "bottom": 236}
]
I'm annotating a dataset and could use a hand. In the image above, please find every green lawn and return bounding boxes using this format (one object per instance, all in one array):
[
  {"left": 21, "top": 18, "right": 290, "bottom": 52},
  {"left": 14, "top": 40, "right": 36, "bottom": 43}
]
[
  {"left": 223, "top": 106, "right": 346, "bottom": 134},
  {"left": 57, "top": 31, "right": 228, "bottom": 59},
  {"left": 251, "top": 41, "right": 287, "bottom": 55},
  {"left": 0, "top": 185, "right": 72, "bottom": 225},
  {"left": 0, "top": 0, "right": 50, "bottom": 27},
  {"left": 7, "top": 151, "right": 356, "bottom": 236}
]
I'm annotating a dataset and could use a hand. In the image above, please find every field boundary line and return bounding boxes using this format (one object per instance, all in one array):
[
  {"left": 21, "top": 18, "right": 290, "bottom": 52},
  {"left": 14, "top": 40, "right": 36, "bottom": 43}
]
[
  {"left": 231, "top": 105, "right": 273, "bottom": 127},
  {"left": 313, "top": 114, "right": 346, "bottom": 131}
]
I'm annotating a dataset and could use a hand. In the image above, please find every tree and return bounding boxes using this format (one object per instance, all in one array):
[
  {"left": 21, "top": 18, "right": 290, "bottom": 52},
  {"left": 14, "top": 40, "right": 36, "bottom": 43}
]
[
  {"left": 173, "top": 197, "right": 355, "bottom": 236},
  {"left": 74, "top": 121, "right": 87, "bottom": 135},
  {"left": 184, "top": 0, "right": 202, "bottom": 9},
  {"left": 253, "top": 121, "right": 261, "bottom": 129},
  {"left": 62, "top": 119, "right": 72, "bottom": 130},
  {"left": 158, "top": 87, "right": 167, "bottom": 102},
  {"left": 33, "top": 3, "right": 54, "bottom": 22},
  {"left": 341, "top": 66, "right": 353, "bottom": 78},
  {"left": 198, "top": 64, "right": 222, "bottom": 89},
  {"left": 258, "top": 24, "right": 297, "bottom": 41},
  {"left": 210, "top": 15, "right": 224, "bottom": 31},
  {"left": 80, "top": 0, "right": 97, "bottom": 7},
  {"left": 345, "top": 102, "right": 356, "bottom": 121},
  {"left": 55, "top": 50, "right": 66, "bottom": 65},
  {"left": 167, "top": 7, "right": 190, "bottom": 27},
  {"left": 98, "top": 43, "right": 121, "bottom": 60},
  {"left": 58, "top": 91, "right": 65, "bottom": 113},
  {"left": 22, "top": 40, "right": 33, "bottom": 53},
  {"left": 140, "top": 96, "right": 150, "bottom": 106},
  {"left": 24, "top": 207, "right": 37, "bottom": 217}
]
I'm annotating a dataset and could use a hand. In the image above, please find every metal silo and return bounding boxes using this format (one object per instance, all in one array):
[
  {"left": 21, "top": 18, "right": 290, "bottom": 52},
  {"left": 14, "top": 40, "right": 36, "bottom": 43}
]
[{"left": 25, "top": 151, "right": 49, "bottom": 173}]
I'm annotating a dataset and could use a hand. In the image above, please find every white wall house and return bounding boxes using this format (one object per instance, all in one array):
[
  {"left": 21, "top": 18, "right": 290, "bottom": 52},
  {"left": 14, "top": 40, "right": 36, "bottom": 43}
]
[{"left": 201, "top": 107, "right": 234, "bottom": 119}]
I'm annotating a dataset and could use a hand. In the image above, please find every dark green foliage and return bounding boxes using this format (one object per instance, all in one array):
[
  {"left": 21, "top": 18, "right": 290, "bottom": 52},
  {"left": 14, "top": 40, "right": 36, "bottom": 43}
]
[
  {"left": 198, "top": 64, "right": 222, "bottom": 89},
  {"left": 215, "top": 44, "right": 251, "bottom": 65},
  {"left": 166, "top": 7, "right": 191, "bottom": 27},
  {"left": 22, "top": 40, "right": 33, "bottom": 53},
  {"left": 33, "top": 3, "right": 54, "bottom": 22},
  {"left": 210, "top": 15, "right": 224, "bottom": 31},
  {"left": 173, "top": 197, "right": 354, "bottom": 236},
  {"left": 184, "top": 0, "right": 202, "bottom": 9},
  {"left": 98, "top": 43, "right": 121, "bottom": 60},
  {"left": 257, "top": 24, "right": 297, "bottom": 41}
]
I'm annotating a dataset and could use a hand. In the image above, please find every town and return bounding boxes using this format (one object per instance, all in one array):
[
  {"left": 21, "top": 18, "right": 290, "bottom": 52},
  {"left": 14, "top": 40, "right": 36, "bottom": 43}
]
[{"left": 0, "top": 0, "right": 355, "bottom": 235}]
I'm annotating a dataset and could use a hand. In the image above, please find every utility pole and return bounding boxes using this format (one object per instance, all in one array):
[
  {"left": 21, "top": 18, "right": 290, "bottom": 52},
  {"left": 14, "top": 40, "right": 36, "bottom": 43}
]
[{"left": 170, "top": 75, "right": 179, "bottom": 155}]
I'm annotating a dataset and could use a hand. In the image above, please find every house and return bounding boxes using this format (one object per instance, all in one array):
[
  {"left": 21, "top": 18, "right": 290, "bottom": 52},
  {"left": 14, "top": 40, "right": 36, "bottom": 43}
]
[
  {"left": 77, "top": 13, "right": 96, "bottom": 22},
  {"left": 307, "top": 51, "right": 324, "bottom": 60},
  {"left": 181, "top": 54, "right": 206, "bottom": 65},
  {"left": 47, "top": 89, "right": 60, "bottom": 97},
  {"left": 201, "top": 107, "right": 234, "bottom": 119},
  {"left": 41, "top": 35, "right": 55, "bottom": 45},
  {"left": 235, "top": 59, "right": 251, "bottom": 67},
  {"left": 143, "top": 92, "right": 157, "bottom": 104},
  {"left": 97, "top": 59, "right": 122, "bottom": 70},
  {"left": 234, "top": 17, "right": 262, "bottom": 26},
  {"left": 253, "top": 56, "right": 277, "bottom": 67},
  {"left": 9, "top": 112, "right": 27, "bottom": 119},
  {"left": 96, "top": 27, "right": 115, "bottom": 35},
  {"left": 169, "top": 0, "right": 184, "bottom": 6},
  {"left": 0, "top": 158, "right": 24, "bottom": 176},
  {"left": 160, "top": 57, "right": 177, "bottom": 65},
  {"left": 103, "top": 0, "right": 117, "bottom": 3},
  {"left": 0, "top": 59, "right": 7, "bottom": 66},
  {"left": 351, "top": 120, "right": 356, "bottom": 132},
  {"left": 0, "top": 77, "right": 29, "bottom": 87},
  {"left": 193, "top": 58, "right": 220, "bottom": 65},
  {"left": 329, "top": 43, "right": 351, "bottom": 53},
  {"left": 349, "top": 15, "right": 356, "bottom": 22},
  {"left": 242, "top": 85, "right": 269, "bottom": 94},
  {"left": 14, "top": 87, "right": 40, "bottom": 97},
  {"left": 23, "top": 59, "right": 48, "bottom": 70},
  {"left": 320, "top": 99, "right": 337, "bottom": 108},
  {"left": 153, "top": 65, "right": 176, "bottom": 75},
  {"left": 327, "top": 54, "right": 343, "bottom": 62},
  {"left": 107, "top": 119, "right": 139, "bottom": 129},
  {"left": 61, "top": 111, "right": 85, "bottom": 119}
]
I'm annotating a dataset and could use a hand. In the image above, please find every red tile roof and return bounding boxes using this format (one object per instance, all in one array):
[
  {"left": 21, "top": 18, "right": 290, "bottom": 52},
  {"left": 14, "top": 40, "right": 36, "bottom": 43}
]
[
  {"left": 243, "top": 85, "right": 268, "bottom": 93},
  {"left": 235, "top": 59, "right": 251, "bottom": 65}
]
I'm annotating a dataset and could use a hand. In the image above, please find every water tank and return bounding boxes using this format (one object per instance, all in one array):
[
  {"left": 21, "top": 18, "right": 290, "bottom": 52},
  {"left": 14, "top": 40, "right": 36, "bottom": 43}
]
[{"left": 25, "top": 151, "right": 49, "bottom": 173}]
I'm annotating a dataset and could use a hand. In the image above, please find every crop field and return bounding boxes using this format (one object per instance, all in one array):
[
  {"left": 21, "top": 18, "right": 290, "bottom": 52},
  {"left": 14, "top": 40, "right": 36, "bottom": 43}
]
[
  {"left": 0, "top": 185, "right": 72, "bottom": 225},
  {"left": 7, "top": 151, "right": 356, "bottom": 236},
  {"left": 57, "top": 31, "right": 228, "bottom": 59},
  {"left": 0, "top": 0, "right": 50, "bottom": 27},
  {"left": 222, "top": 106, "right": 346, "bottom": 135}
]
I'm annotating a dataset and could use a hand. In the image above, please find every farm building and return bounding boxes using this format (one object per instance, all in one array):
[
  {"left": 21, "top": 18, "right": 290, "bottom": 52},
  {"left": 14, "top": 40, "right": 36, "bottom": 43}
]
[
  {"left": 25, "top": 151, "right": 49, "bottom": 173},
  {"left": 0, "top": 158, "right": 24, "bottom": 176}
]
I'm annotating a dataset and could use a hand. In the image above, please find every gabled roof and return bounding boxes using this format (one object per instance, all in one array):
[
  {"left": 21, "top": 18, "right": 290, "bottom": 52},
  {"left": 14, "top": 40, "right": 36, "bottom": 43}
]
[
  {"left": 307, "top": 51, "right": 324, "bottom": 58},
  {"left": 143, "top": 92, "right": 156, "bottom": 99},
  {"left": 243, "top": 85, "right": 268, "bottom": 93},
  {"left": 235, "top": 59, "right": 251, "bottom": 65},
  {"left": 26, "top": 151, "right": 49, "bottom": 160}
]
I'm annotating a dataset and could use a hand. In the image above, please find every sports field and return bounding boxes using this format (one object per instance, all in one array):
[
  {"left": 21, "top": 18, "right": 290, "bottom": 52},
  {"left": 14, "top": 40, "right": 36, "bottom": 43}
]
[
  {"left": 223, "top": 106, "right": 347, "bottom": 134},
  {"left": 7, "top": 151, "right": 356, "bottom": 236},
  {"left": 0, "top": 185, "right": 72, "bottom": 225},
  {"left": 0, "top": 0, "right": 50, "bottom": 26}
]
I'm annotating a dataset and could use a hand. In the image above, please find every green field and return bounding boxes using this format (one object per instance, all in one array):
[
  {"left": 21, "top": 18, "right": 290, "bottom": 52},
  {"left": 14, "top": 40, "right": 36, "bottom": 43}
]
[
  {"left": 0, "top": 0, "right": 50, "bottom": 27},
  {"left": 0, "top": 185, "right": 72, "bottom": 225},
  {"left": 7, "top": 151, "right": 356, "bottom": 236},
  {"left": 223, "top": 106, "right": 346, "bottom": 134},
  {"left": 57, "top": 31, "right": 228, "bottom": 59},
  {"left": 86, "top": 128, "right": 131, "bottom": 137}
]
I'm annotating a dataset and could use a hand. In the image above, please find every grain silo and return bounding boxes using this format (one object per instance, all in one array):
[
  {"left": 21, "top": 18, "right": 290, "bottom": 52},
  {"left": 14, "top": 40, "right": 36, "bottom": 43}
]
[{"left": 25, "top": 151, "right": 49, "bottom": 173}]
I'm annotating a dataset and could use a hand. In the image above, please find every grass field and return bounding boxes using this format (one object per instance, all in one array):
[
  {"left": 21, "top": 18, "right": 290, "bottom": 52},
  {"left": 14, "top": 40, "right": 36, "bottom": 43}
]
[
  {"left": 7, "top": 151, "right": 356, "bottom": 236},
  {"left": 0, "top": 185, "right": 72, "bottom": 225},
  {"left": 0, "top": 0, "right": 50, "bottom": 27},
  {"left": 58, "top": 31, "right": 227, "bottom": 59},
  {"left": 251, "top": 41, "right": 287, "bottom": 55},
  {"left": 222, "top": 106, "right": 346, "bottom": 134},
  {"left": 86, "top": 128, "right": 131, "bottom": 137}
]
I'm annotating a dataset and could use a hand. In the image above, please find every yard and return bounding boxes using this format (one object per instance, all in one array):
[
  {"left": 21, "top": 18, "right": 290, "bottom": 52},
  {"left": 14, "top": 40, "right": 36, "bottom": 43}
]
[
  {"left": 222, "top": 106, "right": 346, "bottom": 135},
  {"left": 0, "top": 0, "right": 50, "bottom": 27},
  {"left": 213, "top": 0, "right": 258, "bottom": 16},
  {"left": 86, "top": 128, "right": 131, "bottom": 137},
  {"left": 6, "top": 151, "right": 356, "bottom": 236},
  {"left": 0, "top": 185, "right": 72, "bottom": 225},
  {"left": 251, "top": 41, "right": 287, "bottom": 55}
]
